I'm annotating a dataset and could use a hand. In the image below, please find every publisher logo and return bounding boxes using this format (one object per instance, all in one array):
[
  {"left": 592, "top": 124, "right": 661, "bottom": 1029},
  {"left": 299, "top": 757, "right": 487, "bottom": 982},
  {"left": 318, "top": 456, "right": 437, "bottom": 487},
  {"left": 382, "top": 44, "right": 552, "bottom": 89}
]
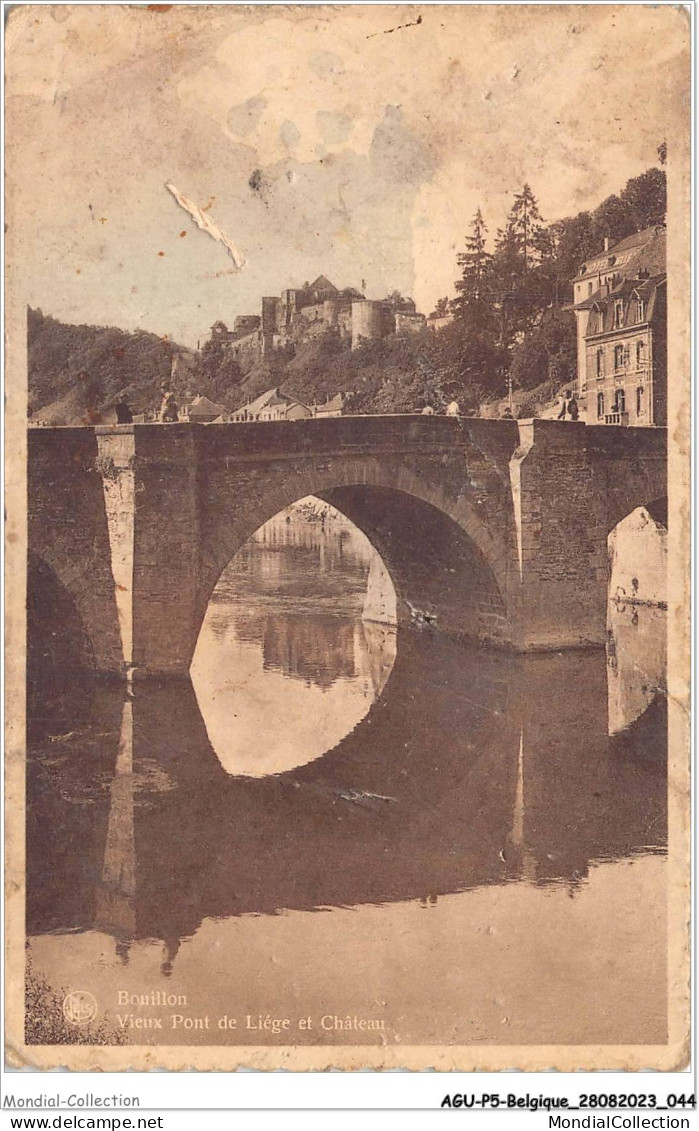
[{"left": 62, "top": 990, "right": 98, "bottom": 1026}]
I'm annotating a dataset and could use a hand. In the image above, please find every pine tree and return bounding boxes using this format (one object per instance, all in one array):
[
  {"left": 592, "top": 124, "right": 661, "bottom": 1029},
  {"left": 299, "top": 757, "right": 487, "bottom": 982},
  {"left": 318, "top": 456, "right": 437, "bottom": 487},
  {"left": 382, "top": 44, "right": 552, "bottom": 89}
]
[
  {"left": 501, "top": 183, "right": 550, "bottom": 270},
  {"left": 492, "top": 184, "right": 554, "bottom": 344},
  {"left": 444, "top": 210, "right": 509, "bottom": 396},
  {"left": 453, "top": 208, "right": 492, "bottom": 322}
]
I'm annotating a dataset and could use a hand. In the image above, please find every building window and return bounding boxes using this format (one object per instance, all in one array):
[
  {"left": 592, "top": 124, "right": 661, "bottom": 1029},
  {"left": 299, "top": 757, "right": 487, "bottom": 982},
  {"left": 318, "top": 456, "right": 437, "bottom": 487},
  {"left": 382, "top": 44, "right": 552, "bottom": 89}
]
[
  {"left": 614, "top": 344, "right": 625, "bottom": 370},
  {"left": 637, "top": 297, "right": 646, "bottom": 322},
  {"left": 636, "top": 386, "right": 644, "bottom": 416},
  {"left": 636, "top": 340, "right": 645, "bottom": 367},
  {"left": 597, "top": 392, "right": 604, "bottom": 418},
  {"left": 596, "top": 348, "right": 605, "bottom": 378},
  {"left": 613, "top": 388, "right": 626, "bottom": 414},
  {"left": 614, "top": 299, "right": 624, "bottom": 329},
  {"left": 588, "top": 281, "right": 593, "bottom": 296}
]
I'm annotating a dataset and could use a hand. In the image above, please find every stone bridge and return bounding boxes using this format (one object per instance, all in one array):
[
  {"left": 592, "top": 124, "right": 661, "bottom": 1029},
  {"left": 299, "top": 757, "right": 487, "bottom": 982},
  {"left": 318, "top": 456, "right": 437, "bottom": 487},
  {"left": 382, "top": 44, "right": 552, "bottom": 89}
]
[{"left": 28, "top": 416, "right": 667, "bottom": 679}]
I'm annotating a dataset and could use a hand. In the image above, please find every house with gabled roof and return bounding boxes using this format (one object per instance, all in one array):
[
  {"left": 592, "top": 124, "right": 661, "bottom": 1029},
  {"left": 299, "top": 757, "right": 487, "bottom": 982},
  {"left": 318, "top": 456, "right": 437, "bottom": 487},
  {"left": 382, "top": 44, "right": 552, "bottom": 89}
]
[
  {"left": 180, "top": 394, "right": 228, "bottom": 423},
  {"left": 229, "top": 387, "right": 312, "bottom": 423}
]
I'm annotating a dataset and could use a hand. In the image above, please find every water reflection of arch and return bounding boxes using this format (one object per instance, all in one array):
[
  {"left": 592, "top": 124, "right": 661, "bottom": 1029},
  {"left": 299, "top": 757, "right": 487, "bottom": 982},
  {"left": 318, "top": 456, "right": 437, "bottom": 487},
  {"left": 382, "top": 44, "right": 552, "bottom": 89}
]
[
  {"left": 27, "top": 633, "right": 667, "bottom": 955},
  {"left": 606, "top": 495, "right": 667, "bottom": 735}
]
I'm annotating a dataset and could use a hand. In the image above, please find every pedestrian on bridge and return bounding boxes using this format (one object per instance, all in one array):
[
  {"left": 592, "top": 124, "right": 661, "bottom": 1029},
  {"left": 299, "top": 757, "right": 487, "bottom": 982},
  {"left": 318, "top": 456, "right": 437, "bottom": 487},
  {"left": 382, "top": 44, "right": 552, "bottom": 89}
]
[
  {"left": 115, "top": 394, "right": 133, "bottom": 424},
  {"left": 159, "top": 388, "right": 179, "bottom": 423}
]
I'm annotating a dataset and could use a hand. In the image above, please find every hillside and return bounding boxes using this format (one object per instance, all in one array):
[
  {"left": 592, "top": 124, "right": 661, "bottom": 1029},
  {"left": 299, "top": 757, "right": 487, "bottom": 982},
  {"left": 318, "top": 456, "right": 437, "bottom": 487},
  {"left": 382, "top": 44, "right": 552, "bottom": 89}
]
[{"left": 28, "top": 309, "right": 197, "bottom": 425}]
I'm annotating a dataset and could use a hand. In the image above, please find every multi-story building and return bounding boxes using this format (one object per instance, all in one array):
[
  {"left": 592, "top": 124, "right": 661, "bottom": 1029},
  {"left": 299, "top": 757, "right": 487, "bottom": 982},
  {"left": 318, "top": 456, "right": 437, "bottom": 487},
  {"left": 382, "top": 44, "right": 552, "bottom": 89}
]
[{"left": 572, "top": 225, "right": 666, "bottom": 426}]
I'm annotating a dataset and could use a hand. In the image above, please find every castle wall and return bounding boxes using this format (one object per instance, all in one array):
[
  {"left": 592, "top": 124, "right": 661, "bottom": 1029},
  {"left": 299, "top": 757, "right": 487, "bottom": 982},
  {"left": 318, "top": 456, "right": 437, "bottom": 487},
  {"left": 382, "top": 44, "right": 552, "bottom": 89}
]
[
  {"left": 227, "top": 330, "right": 263, "bottom": 370},
  {"left": 395, "top": 312, "right": 427, "bottom": 336}
]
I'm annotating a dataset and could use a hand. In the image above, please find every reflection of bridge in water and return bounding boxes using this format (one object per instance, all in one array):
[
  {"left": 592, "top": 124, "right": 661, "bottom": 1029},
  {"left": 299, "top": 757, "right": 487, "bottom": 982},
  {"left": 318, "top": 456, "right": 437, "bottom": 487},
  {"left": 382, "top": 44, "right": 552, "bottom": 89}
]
[{"left": 27, "top": 632, "right": 666, "bottom": 964}]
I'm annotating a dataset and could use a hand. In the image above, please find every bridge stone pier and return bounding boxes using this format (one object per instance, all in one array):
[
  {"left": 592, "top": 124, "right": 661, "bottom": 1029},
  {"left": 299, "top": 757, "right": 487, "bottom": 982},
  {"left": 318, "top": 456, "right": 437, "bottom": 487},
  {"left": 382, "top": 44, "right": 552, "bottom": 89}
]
[{"left": 27, "top": 416, "right": 666, "bottom": 679}]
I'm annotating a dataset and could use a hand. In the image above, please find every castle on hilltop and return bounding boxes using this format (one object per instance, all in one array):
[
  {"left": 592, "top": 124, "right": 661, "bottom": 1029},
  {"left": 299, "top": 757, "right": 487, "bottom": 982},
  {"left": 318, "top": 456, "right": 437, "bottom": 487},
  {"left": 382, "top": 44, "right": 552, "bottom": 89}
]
[{"left": 208, "top": 275, "right": 427, "bottom": 367}]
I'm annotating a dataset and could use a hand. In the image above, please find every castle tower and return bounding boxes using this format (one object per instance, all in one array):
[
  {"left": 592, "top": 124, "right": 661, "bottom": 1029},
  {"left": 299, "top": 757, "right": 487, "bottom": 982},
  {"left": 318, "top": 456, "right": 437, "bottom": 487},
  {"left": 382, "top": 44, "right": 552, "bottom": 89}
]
[{"left": 351, "top": 300, "right": 385, "bottom": 350}]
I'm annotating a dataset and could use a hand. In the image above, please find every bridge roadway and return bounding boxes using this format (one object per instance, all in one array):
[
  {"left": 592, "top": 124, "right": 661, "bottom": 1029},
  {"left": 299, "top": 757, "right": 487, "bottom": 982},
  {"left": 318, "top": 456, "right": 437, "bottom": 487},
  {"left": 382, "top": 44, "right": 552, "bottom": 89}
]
[{"left": 28, "top": 415, "right": 667, "bottom": 678}]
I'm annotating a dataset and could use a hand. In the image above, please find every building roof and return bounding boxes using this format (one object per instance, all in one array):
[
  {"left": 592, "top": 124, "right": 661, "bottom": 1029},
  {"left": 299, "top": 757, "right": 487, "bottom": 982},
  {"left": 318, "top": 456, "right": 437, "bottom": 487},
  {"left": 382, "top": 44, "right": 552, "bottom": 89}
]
[
  {"left": 266, "top": 392, "right": 294, "bottom": 407},
  {"left": 583, "top": 274, "right": 665, "bottom": 339},
  {"left": 313, "top": 393, "right": 344, "bottom": 412},
  {"left": 236, "top": 387, "right": 279, "bottom": 417},
  {"left": 235, "top": 387, "right": 311, "bottom": 417},
  {"left": 576, "top": 225, "right": 666, "bottom": 281},
  {"left": 188, "top": 395, "right": 227, "bottom": 416},
  {"left": 576, "top": 272, "right": 666, "bottom": 312},
  {"left": 308, "top": 275, "right": 338, "bottom": 294},
  {"left": 266, "top": 392, "right": 311, "bottom": 411}
]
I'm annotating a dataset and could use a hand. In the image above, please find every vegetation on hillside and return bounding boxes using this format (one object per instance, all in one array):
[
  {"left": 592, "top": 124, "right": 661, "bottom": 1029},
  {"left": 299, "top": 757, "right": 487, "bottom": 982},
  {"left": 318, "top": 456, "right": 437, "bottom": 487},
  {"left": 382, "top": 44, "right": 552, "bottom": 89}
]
[{"left": 28, "top": 160, "right": 665, "bottom": 423}]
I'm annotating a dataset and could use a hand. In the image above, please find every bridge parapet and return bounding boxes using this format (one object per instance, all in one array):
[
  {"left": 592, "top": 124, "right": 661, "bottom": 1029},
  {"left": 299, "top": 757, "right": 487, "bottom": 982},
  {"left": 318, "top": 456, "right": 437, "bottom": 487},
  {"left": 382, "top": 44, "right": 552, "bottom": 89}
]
[{"left": 91, "top": 415, "right": 518, "bottom": 460}]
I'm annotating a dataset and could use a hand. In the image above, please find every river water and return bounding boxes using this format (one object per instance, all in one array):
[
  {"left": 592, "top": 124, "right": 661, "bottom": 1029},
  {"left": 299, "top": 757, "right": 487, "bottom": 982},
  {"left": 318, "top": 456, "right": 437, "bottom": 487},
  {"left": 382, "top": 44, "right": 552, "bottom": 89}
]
[{"left": 26, "top": 501, "right": 667, "bottom": 1048}]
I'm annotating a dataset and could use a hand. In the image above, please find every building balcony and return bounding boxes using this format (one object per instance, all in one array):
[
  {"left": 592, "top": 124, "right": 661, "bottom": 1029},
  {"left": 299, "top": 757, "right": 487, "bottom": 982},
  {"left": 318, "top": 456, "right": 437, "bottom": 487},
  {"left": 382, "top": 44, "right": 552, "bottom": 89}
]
[{"left": 603, "top": 411, "right": 629, "bottom": 426}]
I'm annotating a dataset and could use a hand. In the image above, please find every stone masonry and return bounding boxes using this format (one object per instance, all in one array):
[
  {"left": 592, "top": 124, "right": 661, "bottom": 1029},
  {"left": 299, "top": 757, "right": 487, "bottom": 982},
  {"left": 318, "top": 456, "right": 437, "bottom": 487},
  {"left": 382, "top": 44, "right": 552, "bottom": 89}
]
[{"left": 28, "top": 417, "right": 667, "bottom": 679}]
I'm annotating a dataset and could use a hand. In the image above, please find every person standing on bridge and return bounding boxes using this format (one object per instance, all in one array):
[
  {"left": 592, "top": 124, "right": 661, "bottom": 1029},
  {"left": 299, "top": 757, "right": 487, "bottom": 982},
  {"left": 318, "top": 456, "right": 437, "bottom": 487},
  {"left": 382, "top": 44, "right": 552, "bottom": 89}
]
[
  {"left": 159, "top": 388, "right": 179, "bottom": 423},
  {"left": 557, "top": 390, "right": 579, "bottom": 421},
  {"left": 115, "top": 394, "right": 133, "bottom": 424}
]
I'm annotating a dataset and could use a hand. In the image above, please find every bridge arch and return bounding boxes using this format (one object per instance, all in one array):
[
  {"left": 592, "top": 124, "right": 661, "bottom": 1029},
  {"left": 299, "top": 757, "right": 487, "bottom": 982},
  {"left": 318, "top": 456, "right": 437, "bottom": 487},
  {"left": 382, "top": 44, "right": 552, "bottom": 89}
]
[
  {"left": 193, "top": 464, "right": 511, "bottom": 669},
  {"left": 198, "top": 457, "right": 507, "bottom": 594}
]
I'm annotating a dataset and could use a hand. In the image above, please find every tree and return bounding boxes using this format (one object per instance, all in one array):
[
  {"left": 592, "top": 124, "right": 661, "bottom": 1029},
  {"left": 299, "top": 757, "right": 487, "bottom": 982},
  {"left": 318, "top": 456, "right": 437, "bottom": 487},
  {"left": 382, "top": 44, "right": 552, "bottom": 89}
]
[
  {"left": 199, "top": 337, "right": 225, "bottom": 382},
  {"left": 441, "top": 209, "right": 511, "bottom": 397},
  {"left": 431, "top": 297, "right": 450, "bottom": 319},
  {"left": 509, "top": 307, "right": 576, "bottom": 392},
  {"left": 453, "top": 208, "right": 492, "bottom": 322},
  {"left": 548, "top": 212, "right": 597, "bottom": 294},
  {"left": 619, "top": 168, "right": 666, "bottom": 230},
  {"left": 429, "top": 317, "right": 510, "bottom": 400},
  {"left": 500, "top": 184, "right": 551, "bottom": 272},
  {"left": 591, "top": 193, "right": 637, "bottom": 247},
  {"left": 492, "top": 185, "right": 554, "bottom": 343}
]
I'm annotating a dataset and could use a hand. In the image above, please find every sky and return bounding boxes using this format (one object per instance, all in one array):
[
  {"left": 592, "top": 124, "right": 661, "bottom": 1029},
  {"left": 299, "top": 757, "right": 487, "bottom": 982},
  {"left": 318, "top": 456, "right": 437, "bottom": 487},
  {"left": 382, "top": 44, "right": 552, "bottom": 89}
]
[{"left": 6, "top": 4, "right": 688, "bottom": 348}]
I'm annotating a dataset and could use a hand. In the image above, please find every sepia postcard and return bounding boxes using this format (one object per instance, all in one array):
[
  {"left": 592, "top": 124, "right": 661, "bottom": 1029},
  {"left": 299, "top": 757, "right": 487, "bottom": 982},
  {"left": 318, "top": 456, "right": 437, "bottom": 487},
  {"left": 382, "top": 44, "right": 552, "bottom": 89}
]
[{"left": 4, "top": 3, "right": 691, "bottom": 1071}]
